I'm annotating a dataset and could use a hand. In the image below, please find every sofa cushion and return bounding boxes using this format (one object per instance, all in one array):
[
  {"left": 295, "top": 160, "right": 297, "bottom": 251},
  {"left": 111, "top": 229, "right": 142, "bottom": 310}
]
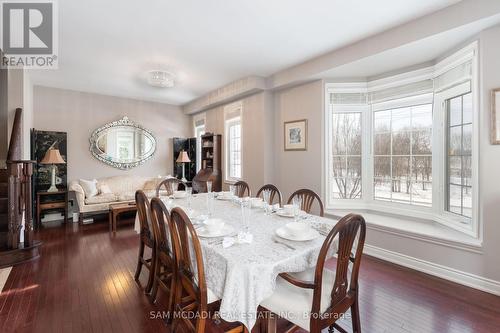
[
  {"left": 117, "top": 192, "right": 136, "bottom": 202},
  {"left": 143, "top": 179, "right": 161, "bottom": 191},
  {"left": 98, "top": 183, "right": 112, "bottom": 194},
  {"left": 85, "top": 193, "right": 118, "bottom": 205},
  {"left": 79, "top": 179, "right": 98, "bottom": 198}
]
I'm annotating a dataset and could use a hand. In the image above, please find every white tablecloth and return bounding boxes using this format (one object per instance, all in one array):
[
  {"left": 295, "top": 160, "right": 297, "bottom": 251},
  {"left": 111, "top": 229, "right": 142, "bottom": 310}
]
[{"left": 134, "top": 193, "right": 338, "bottom": 330}]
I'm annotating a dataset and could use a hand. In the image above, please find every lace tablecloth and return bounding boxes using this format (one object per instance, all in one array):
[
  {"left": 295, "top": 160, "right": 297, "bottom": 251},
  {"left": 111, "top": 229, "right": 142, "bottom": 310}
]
[{"left": 134, "top": 193, "right": 339, "bottom": 330}]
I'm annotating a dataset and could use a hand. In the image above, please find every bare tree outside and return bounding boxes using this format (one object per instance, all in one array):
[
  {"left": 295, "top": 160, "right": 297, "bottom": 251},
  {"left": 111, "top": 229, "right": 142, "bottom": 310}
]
[
  {"left": 373, "top": 104, "right": 433, "bottom": 206},
  {"left": 331, "top": 112, "right": 362, "bottom": 199}
]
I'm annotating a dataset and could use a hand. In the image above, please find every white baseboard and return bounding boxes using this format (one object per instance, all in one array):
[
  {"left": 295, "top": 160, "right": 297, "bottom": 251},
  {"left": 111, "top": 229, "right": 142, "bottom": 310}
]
[{"left": 364, "top": 244, "right": 500, "bottom": 296}]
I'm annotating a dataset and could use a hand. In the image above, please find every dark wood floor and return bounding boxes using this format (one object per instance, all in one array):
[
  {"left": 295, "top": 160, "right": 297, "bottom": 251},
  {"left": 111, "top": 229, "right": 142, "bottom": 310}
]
[{"left": 1, "top": 217, "right": 500, "bottom": 333}]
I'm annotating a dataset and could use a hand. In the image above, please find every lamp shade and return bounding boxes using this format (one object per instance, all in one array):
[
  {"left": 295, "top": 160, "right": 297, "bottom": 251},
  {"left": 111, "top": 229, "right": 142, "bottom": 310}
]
[
  {"left": 41, "top": 148, "right": 66, "bottom": 164},
  {"left": 176, "top": 150, "right": 191, "bottom": 163}
]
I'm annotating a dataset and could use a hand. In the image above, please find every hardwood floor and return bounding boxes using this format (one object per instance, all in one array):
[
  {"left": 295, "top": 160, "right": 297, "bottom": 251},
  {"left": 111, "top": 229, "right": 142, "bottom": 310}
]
[{"left": 1, "top": 217, "right": 499, "bottom": 333}]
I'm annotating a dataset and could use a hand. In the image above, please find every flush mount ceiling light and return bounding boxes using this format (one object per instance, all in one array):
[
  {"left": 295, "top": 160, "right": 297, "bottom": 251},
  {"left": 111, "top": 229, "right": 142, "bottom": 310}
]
[{"left": 147, "top": 70, "right": 175, "bottom": 88}]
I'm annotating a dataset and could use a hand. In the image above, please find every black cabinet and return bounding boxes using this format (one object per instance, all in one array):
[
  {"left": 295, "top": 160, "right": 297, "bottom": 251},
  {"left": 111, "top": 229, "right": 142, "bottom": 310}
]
[{"left": 173, "top": 137, "right": 196, "bottom": 181}]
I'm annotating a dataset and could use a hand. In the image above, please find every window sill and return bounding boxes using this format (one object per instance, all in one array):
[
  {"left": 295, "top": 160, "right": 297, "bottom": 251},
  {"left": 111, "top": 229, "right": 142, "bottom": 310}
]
[{"left": 326, "top": 209, "right": 483, "bottom": 254}]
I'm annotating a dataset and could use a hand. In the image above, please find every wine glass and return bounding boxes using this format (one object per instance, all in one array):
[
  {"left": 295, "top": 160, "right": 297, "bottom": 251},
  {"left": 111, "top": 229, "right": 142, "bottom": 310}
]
[{"left": 206, "top": 180, "right": 212, "bottom": 193}]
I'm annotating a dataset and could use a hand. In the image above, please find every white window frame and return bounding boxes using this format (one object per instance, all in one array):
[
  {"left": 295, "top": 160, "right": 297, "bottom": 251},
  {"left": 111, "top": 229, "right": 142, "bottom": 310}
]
[
  {"left": 324, "top": 42, "right": 479, "bottom": 238},
  {"left": 224, "top": 102, "right": 243, "bottom": 182}
]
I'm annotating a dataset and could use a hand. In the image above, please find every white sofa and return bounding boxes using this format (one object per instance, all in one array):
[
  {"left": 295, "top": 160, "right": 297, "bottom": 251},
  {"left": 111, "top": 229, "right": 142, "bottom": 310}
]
[{"left": 69, "top": 175, "right": 169, "bottom": 221}]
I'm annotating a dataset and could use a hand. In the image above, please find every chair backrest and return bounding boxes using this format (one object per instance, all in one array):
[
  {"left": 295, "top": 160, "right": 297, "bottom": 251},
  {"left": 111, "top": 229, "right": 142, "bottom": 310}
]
[
  {"left": 135, "top": 190, "right": 153, "bottom": 245},
  {"left": 287, "top": 189, "right": 324, "bottom": 217},
  {"left": 311, "top": 214, "right": 366, "bottom": 329},
  {"left": 149, "top": 197, "right": 176, "bottom": 263},
  {"left": 234, "top": 180, "right": 251, "bottom": 197},
  {"left": 256, "top": 184, "right": 282, "bottom": 206},
  {"left": 170, "top": 207, "right": 208, "bottom": 333},
  {"left": 156, "top": 178, "right": 182, "bottom": 197}
]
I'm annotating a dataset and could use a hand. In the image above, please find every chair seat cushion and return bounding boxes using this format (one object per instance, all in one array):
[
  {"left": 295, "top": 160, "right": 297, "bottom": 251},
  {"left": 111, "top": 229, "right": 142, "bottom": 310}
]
[
  {"left": 260, "top": 267, "right": 335, "bottom": 331},
  {"left": 85, "top": 193, "right": 118, "bottom": 205},
  {"left": 207, "top": 287, "right": 219, "bottom": 304}
]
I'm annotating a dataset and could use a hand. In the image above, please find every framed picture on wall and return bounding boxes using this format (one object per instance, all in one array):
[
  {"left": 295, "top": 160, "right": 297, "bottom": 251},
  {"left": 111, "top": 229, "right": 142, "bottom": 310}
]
[
  {"left": 284, "top": 119, "right": 307, "bottom": 151},
  {"left": 492, "top": 88, "right": 500, "bottom": 144}
]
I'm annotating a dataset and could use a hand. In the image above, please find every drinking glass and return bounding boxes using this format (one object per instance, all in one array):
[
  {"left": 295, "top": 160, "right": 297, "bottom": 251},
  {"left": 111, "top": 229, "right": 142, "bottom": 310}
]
[
  {"left": 207, "top": 193, "right": 214, "bottom": 217},
  {"left": 206, "top": 180, "right": 212, "bottom": 193},
  {"left": 229, "top": 185, "right": 235, "bottom": 198},
  {"left": 292, "top": 196, "right": 302, "bottom": 222},
  {"left": 241, "top": 198, "right": 251, "bottom": 233},
  {"left": 186, "top": 186, "right": 193, "bottom": 210},
  {"left": 262, "top": 190, "right": 271, "bottom": 215}
]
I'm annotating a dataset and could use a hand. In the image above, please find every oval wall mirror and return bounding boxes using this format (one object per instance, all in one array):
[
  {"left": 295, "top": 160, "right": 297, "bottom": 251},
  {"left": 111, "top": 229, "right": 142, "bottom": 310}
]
[{"left": 89, "top": 116, "right": 156, "bottom": 170}]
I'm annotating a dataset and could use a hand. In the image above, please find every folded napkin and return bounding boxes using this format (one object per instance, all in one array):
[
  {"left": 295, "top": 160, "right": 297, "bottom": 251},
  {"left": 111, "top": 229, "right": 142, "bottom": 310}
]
[{"left": 222, "top": 232, "right": 253, "bottom": 248}]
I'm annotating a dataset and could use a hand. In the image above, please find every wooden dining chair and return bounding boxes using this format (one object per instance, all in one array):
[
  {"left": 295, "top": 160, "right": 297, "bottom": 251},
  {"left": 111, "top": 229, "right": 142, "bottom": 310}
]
[
  {"left": 256, "top": 184, "right": 282, "bottom": 207},
  {"left": 260, "top": 214, "right": 366, "bottom": 333},
  {"left": 134, "top": 190, "right": 155, "bottom": 294},
  {"left": 287, "top": 189, "right": 324, "bottom": 217},
  {"left": 234, "top": 180, "right": 251, "bottom": 198},
  {"left": 169, "top": 207, "right": 247, "bottom": 333},
  {"left": 156, "top": 178, "right": 182, "bottom": 197},
  {"left": 149, "top": 197, "right": 176, "bottom": 316}
]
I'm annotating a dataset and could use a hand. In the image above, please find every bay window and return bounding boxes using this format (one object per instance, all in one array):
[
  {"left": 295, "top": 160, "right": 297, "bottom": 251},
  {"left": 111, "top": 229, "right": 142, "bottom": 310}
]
[{"left": 325, "top": 42, "right": 479, "bottom": 237}]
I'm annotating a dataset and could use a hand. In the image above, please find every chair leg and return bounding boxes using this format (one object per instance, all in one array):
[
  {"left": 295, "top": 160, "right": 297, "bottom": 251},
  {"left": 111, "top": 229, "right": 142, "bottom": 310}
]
[
  {"left": 134, "top": 242, "right": 145, "bottom": 281},
  {"left": 149, "top": 257, "right": 161, "bottom": 303},
  {"left": 145, "top": 247, "right": 156, "bottom": 294},
  {"left": 351, "top": 298, "right": 362, "bottom": 333}
]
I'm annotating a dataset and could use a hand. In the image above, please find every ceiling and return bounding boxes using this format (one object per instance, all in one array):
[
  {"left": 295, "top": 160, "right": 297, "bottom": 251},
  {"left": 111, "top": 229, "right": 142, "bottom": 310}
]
[
  {"left": 319, "top": 13, "right": 500, "bottom": 80},
  {"left": 29, "top": 0, "right": 463, "bottom": 105}
]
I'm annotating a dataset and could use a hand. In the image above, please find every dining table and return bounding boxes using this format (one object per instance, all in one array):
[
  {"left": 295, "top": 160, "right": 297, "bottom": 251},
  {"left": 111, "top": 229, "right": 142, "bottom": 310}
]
[{"left": 133, "top": 192, "right": 339, "bottom": 330}]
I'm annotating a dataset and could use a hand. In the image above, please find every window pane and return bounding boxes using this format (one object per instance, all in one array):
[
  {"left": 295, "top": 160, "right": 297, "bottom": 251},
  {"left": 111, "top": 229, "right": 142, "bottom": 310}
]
[
  {"left": 448, "top": 156, "right": 461, "bottom": 185},
  {"left": 330, "top": 112, "right": 362, "bottom": 200},
  {"left": 463, "top": 124, "right": 472, "bottom": 155},
  {"left": 392, "top": 131, "right": 411, "bottom": 155},
  {"left": 462, "top": 93, "right": 472, "bottom": 124},
  {"left": 446, "top": 92, "right": 473, "bottom": 219},
  {"left": 412, "top": 130, "right": 432, "bottom": 155},
  {"left": 374, "top": 110, "right": 391, "bottom": 132},
  {"left": 374, "top": 133, "right": 391, "bottom": 155},
  {"left": 448, "top": 184, "right": 462, "bottom": 215},
  {"left": 392, "top": 156, "right": 410, "bottom": 179},
  {"left": 374, "top": 178, "right": 391, "bottom": 200},
  {"left": 462, "top": 186, "right": 472, "bottom": 218},
  {"left": 449, "top": 96, "right": 462, "bottom": 126},
  {"left": 392, "top": 108, "right": 411, "bottom": 131},
  {"left": 412, "top": 105, "right": 433, "bottom": 129},
  {"left": 413, "top": 181, "right": 432, "bottom": 207},
  {"left": 346, "top": 157, "right": 361, "bottom": 178},
  {"left": 374, "top": 157, "right": 390, "bottom": 178},
  {"left": 448, "top": 126, "right": 462, "bottom": 155},
  {"left": 391, "top": 179, "right": 410, "bottom": 204},
  {"left": 332, "top": 156, "right": 346, "bottom": 178},
  {"left": 373, "top": 102, "right": 432, "bottom": 207}
]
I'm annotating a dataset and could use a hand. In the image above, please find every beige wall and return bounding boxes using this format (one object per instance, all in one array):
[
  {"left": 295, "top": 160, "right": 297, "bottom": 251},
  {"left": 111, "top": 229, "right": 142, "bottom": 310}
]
[
  {"left": 273, "top": 80, "right": 324, "bottom": 203},
  {"left": 33, "top": 86, "right": 190, "bottom": 182},
  {"left": 199, "top": 91, "right": 275, "bottom": 194}
]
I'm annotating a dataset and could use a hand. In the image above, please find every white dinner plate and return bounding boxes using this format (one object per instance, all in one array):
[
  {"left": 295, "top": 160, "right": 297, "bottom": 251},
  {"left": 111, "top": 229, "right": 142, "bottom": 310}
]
[
  {"left": 197, "top": 225, "right": 235, "bottom": 238},
  {"left": 275, "top": 226, "right": 319, "bottom": 242},
  {"left": 275, "top": 209, "right": 295, "bottom": 218}
]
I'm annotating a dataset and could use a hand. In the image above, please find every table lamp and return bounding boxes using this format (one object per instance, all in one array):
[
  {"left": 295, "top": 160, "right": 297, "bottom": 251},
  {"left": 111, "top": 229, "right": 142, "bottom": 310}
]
[
  {"left": 40, "top": 148, "right": 66, "bottom": 192},
  {"left": 176, "top": 150, "right": 191, "bottom": 183}
]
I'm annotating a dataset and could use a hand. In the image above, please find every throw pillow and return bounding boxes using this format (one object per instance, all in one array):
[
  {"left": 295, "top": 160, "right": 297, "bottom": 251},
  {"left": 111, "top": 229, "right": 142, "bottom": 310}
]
[
  {"left": 143, "top": 179, "right": 159, "bottom": 191},
  {"left": 79, "top": 179, "right": 98, "bottom": 198},
  {"left": 98, "top": 183, "right": 112, "bottom": 194}
]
